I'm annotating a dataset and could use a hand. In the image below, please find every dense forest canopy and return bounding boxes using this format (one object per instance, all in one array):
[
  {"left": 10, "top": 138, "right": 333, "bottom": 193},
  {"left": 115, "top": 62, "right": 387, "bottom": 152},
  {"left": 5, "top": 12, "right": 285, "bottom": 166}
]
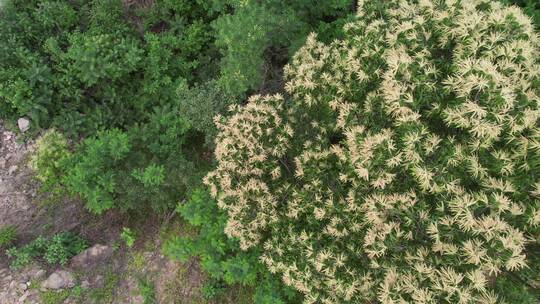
[{"left": 0, "top": 0, "right": 539, "bottom": 303}]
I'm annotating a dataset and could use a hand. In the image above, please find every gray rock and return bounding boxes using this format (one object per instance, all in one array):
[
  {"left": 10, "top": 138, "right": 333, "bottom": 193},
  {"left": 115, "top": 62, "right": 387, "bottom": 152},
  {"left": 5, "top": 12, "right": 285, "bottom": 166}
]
[
  {"left": 131, "top": 295, "right": 144, "bottom": 304},
  {"left": 18, "top": 291, "right": 29, "bottom": 303},
  {"left": 70, "top": 244, "right": 113, "bottom": 269},
  {"left": 81, "top": 280, "right": 90, "bottom": 289},
  {"left": 17, "top": 118, "right": 29, "bottom": 133},
  {"left": 41, "top": 270, "right": 75, "bottom": 290},
  {"left": 18, "top": 283, "right": 27, "bottom": 291},
  {"left": 7, "top": 165, "right": 17, "bottom": 175},
  {"left": 32, "top": 269, "right": 46, "bottom": 281},
  {"left": 93, "top": 275, "right": 105, "bottom": 289}
]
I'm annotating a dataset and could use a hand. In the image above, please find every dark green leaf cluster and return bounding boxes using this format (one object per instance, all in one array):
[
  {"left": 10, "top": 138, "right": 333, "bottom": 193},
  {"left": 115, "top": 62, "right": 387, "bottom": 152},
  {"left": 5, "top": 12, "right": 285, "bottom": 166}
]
[
  {"left": 65, "top": 108, "right": 192, "bottom": 213},
  {"left": 213, "top": 0, "right": 354, "bottom": 97},
  {"left": 6, "top": 232, "right": 87, "bottom": 269},
  {"left": 164, "top": 189, "right": 301, "bottom": 303},
  {"left": 0, "top": 0, "right": 218, "bottom": 134}
]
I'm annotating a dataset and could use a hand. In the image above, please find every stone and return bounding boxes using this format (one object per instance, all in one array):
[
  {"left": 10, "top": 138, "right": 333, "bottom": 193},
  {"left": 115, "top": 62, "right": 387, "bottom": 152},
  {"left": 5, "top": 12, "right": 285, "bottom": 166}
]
[
  {"left": 93, "top": 275, "right": 105, "bottom": 289},
  {"left": 131, "top": 295, "right": 144, "bottom": 304},
  {"left": 18, "top": 283, "right": 27, "bottom": 291},
  {"left": 81, "top": 280, "right": 90, "bottom": 289},
  {"left": 9, "top": 281, "right": 17, "bottom": 289},
  {"left": 18, "top": 291, "right": 29, "bottom": 303},
  {"left": 32, "top": 269, "right": 46, "bottom": 281},
  {"left": 17, "top": 118, "right": 29, "bottom": 133},
  {"left": 7, "top": 165, "right": 17, "bottom": 175},
  {"left": 41, "top": 270, "right": 75, "bottom": 290},
  {"left": 70, "top": 244, "right": 113, "bottom": 269}
]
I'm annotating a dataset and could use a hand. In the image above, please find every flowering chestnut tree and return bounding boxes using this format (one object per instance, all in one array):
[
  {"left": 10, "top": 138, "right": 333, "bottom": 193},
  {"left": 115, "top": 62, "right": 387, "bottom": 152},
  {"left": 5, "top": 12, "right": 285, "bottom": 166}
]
[{"left": 206, "top": 1, "right": 540, "bottom": 303}]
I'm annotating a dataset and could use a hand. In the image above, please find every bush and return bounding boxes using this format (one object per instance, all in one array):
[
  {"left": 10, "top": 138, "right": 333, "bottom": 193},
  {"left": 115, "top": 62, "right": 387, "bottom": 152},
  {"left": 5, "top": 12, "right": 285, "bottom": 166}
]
[
  {"left": 0, "top": 225, "right": 17, "bottom": 248},
  {"left": 177, "top": 80, "right": 235, "bottom": 146},
  {"left": 63, "top": 107, "right": 194, "bottom": 214},
  {"left": 206, "top": 1, "right": 540, "bottom": 303},
  {"left": 29, "top": 129, "right": 70, "bottom": 195},
  {"left": 164, "top": 189, "right": 300, "bottom": 303},
  {"left": 6, "top": 232, "right": 87, "bottom": 269},
  {"left": 0, "top": 0, "right": 218, "bottom": 135},
  {"left": 137, "top": 277, "right": 157, "bottom": 304},
  {"left": 121, "top": 228, "right": 136, "bottom": 248}
]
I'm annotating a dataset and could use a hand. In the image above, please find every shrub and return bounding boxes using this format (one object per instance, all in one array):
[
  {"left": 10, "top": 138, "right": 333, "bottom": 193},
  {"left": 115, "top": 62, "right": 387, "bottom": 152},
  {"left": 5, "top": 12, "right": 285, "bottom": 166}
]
[
  {"left": 29, "top": 129, "right": 70, "bottom": 195},
  {"left": 177, "top": 80, "right": 235, "bottom": 146},
  {"left": 206, "top": 1, "right": 540, "bottom": 303},
  {"left": 121, "top": 228, "right": 136, "bottom": 248},
  {"left": 0, "top": 0, "right": 217, "bottom": 135},
  {"left": 0, "top": 225, "right": 17, "bottom": 248},
  {"left": 63, "top": 106, "right": 194, "bottom": 213},
  {"left": 164, "top": 189, "right": 300, "bottom": 303},
  {"left": 7, "top": 232, "right": 87, "bottom": 269}
]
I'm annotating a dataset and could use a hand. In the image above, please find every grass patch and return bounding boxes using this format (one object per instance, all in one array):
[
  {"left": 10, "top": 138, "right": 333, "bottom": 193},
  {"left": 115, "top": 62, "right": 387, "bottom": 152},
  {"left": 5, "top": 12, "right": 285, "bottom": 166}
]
[
  {"left": 88, "top": 271, "right": 120, "bottom": 304},
  {"left": 41, "top": 289, "right": 70, "bottom": 304},
  {"left": 138, "top": 277, "right": 157, "bottom": 304},
  {"left": 129, "top": 251, "right": 147, "bottom": 273},
  {"left": 0, "top": 225, "right": 17, "bottom": 248}
]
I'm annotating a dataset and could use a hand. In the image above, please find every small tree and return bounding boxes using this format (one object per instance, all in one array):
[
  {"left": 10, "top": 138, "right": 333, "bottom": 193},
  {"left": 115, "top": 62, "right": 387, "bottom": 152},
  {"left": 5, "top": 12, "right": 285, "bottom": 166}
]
[{"left": 206, "top": 1, "right": 540, "bottom": 303}]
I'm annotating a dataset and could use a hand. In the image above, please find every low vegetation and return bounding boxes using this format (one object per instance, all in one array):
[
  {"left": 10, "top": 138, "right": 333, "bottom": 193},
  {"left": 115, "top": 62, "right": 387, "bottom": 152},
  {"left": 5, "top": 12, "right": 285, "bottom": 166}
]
[
  {"left": 0, "top": 225, "right": 17, "bottom": 248},
  {"left": 6, "top": 232, "right": 87, "bottom": 269}
]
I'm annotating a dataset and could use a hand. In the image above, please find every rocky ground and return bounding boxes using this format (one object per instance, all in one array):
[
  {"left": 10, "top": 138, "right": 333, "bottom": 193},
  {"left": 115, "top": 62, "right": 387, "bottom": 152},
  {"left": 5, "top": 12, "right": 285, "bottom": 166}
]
[{"left": 0, "top": 121, "right": 208, "bottom": 304}]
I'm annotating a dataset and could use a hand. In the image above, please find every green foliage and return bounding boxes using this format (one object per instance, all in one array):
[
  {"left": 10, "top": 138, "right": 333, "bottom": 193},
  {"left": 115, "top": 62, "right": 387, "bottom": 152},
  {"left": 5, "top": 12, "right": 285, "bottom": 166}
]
[
  {"left": 121, "top": 228, "right": 136, "bottom": 248},
  {"left": 6, "top": 232, "right": 87, "bottom": 269},
  {"left": 494, "top": 275, "right": 539, "bottom": 304},
  {"left": 164, "top": 189, "right": 301, "bottom": 303},
  {"left": 41, "top": 289, "right": 70, "bottom": 304},
  {"left": 207, "top": 1, "right": 540, "bottom": 303},
  {"left": 30, "top": 129, "right": 70, "bottom": 196},
  {"left": 213, "top": 3, "right": 278, "bottom": 96},
  {"left": 63, "top": 33, "right": 143, "bottom": 87},
  {"left": 137, "top": 277, "right": 157, "bottom": 304},
  {"left": 0, "top": 225, "right": 17, "bottom": 248},
  {"left": 213, "top": 0, "right": 354, "bottom": 97},
  {"left": 0, "top": 0, "right": 217, "bottom": 134},
  {"left": 61, "top": 106, "right": 193, "bottom": 213},
  {"left": 177, "top": 80, "right": 234, "bottom": 145},
  {"left": 64, "top": 128, "right": 130, "bottom": 213},
  {"left": 201, "top": 278, "right": 227, "bottom": 299}
]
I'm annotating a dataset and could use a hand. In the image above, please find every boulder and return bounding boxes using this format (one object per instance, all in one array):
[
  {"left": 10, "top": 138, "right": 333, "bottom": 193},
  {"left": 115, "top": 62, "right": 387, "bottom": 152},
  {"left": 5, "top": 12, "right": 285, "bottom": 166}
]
[
  {"left": 32, "top": 269, "right": 46, "bottom": 281},
  {"left": 7, "top": 165, "right": 17, "bottom": 175},
  {"left": 41, "top": 271, "right": 75, "bottom": 290},
  {"left": 17, "top": 283, "right": 27, "bottom": 292},
  {"left": 17, "top": 118, "right": 29, "bottom": 133},
  {"left": 70, "top": 244, "right": 113, "bottom": 269}
]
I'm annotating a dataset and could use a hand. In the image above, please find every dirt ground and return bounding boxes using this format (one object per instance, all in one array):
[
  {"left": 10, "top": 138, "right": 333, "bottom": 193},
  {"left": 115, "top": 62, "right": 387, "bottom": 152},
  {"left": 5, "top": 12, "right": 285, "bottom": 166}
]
[{"left": 0, "top": 121, "right": 211, "bottom": 303}]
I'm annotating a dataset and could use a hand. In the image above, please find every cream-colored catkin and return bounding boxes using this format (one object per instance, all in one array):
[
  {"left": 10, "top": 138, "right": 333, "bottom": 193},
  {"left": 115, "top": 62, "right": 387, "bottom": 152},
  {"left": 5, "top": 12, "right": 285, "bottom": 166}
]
[{"left": 206, "top": 0, "right": 540, "bottom": 303}]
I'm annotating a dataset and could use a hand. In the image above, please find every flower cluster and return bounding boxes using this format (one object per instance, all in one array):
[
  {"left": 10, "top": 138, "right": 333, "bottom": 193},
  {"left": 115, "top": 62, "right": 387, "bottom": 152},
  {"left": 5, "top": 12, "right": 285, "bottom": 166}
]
[{"left": 206, "top": 1, "right": 540, "bottom": 303}]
